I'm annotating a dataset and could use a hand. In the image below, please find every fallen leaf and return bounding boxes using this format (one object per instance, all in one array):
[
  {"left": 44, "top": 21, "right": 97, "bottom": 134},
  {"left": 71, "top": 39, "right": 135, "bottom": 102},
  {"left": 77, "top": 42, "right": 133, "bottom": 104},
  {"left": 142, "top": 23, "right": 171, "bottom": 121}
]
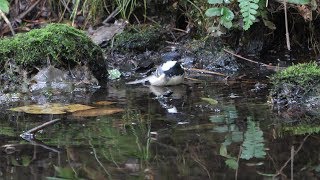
[
  {"left": 9, "top": 103, "right": 94, "bottom": 115},
  {"left": 108, "top": 69, "right": 121, "bottom": 80},
  {"left": 72, "top": 108, "right": 124, "bottom": 117},
  {"left": 201, "top": 97, "right": 218, "bottom": 105},
  {"left": 65, "top": 104, "right": 95, "bottom": 112},
  {"left": 93, "top": 101, "right": 116, "bottom": 106}
]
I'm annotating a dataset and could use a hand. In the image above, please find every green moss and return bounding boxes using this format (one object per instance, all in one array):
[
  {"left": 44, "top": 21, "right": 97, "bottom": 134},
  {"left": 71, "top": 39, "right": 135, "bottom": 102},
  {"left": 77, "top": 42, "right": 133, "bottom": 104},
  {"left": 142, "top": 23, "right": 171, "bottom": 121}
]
[
  {"left": 271, "top": 62, "right": 320, "bottom": 90},
  {"left": 0, "top": 23, "right": 103, "bottom": 69},
  {"left": 113, "top": 25, "right": 163, "bottom": 52}
]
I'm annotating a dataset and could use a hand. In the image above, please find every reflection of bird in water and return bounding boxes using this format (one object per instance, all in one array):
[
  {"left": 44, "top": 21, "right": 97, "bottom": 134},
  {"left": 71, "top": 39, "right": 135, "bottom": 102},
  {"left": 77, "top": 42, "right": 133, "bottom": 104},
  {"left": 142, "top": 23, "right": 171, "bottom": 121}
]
[
  {"left": 126, "top": 61, "right": 185, "bottom": 86},
  {"left": 149, "top": 85, "right": 187, "bottom": 114}
]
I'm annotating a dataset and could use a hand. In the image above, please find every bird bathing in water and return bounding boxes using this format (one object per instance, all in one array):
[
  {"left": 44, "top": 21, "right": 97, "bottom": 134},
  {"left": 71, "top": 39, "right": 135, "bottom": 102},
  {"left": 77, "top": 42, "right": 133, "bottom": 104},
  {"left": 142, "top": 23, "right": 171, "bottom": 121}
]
[{"left": 126, "top": 60, "right": 185, "bottom": 86}]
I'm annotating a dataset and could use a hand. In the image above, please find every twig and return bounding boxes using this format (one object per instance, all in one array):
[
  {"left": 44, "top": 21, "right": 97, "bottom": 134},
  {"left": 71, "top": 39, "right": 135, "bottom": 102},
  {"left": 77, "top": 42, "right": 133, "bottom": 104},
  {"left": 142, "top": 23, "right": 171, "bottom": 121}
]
[
  {"left": 17, "top": 0, "right": 41, "bottom": 20},
  {"left": 0, "top": 10, "right": 15, "bottom": 35},
  {"left": 186, "top": 68, "right": 227, "bottom": 77},
  {"left": 185, "top": 77, "right": 203, "bottom": 82},
  {"left": 291, "top": 145, "right": 294, "bottom": 180},
  {"left": 88, "top": 139, "right": 111, "bottom": 178},
  {"left": 27, "top": 138, "right": 61, "bottom": 153},
  {"left": 190, "top": 148, "right": 212, "bottom": 180},
  {"left": 223, "top": 49, "right": 270, "bottom": 67},
  {"left": 283, "top": 0, "right": 291, "bottom": 51},
  {"left": 223, "top": 49, "right": 285, "bottom": 71},
  {"left": 102, "top": 7, "right": 120, "bottom": 24},
  {"left": 20, "top": 118, "right": 61, "bottom": 139},
  {"left": 235, "top": 146, "right": 243, "bottom": 180},
  {"left": 274, "top": 134, "right": 310, "bottom": 178}
]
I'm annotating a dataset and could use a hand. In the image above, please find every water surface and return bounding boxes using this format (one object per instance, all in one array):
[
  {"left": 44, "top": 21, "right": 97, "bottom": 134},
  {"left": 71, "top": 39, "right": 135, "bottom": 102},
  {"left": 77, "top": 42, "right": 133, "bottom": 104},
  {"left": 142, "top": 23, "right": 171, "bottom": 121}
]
[{"left": 0, "top": 77, "right": 319, "bottom": 179}]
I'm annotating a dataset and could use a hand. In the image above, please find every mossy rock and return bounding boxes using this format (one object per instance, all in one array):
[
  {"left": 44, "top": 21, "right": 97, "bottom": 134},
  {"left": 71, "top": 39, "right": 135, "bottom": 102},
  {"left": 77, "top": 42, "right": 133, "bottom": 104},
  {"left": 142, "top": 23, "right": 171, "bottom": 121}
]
[
  {"left": 283, "top": 124, "right": 320, "bottom": 135},
  {"left": 0, "top": 23, "right": 107, "bottom": 79},
  {"left": 270, "top": 62, "right": 320, "bottom": 106},
  {"left": 112, "top": 25, "right": 163, "bottom": 52}
]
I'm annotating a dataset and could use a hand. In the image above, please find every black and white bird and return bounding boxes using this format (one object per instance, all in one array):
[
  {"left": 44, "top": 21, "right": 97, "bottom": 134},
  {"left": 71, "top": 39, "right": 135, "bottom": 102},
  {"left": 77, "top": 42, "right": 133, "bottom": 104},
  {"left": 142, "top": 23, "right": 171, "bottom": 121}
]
[{"left": 126, "top": 60, "right": 185, "bottom": 86}]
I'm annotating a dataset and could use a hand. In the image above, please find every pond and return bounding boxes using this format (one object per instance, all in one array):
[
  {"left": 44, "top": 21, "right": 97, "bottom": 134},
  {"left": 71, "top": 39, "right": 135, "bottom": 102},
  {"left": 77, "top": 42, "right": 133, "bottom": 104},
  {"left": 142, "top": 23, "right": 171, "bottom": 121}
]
[{"left": 0, "top": 75, "right": 319, "bottom": 180}]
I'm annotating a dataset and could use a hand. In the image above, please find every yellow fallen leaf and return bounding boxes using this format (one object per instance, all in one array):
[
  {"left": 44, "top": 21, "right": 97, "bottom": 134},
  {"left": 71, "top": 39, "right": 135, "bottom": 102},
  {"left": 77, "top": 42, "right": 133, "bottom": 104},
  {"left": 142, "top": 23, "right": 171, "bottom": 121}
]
[
  {"left": 9, "top": 103, "right": 94, "bottom": 115},
  {"left": 72, "top": 108, "right": 124, "bottom": 117},
  {"left": 65, "top": 104, "right": 95, "bottom": 112},
  {"left": 201, "top": 97, "right": 218, "bottom": 105},
  {"left": 93, "top": 101, "right": 116, "bottom": 106}
]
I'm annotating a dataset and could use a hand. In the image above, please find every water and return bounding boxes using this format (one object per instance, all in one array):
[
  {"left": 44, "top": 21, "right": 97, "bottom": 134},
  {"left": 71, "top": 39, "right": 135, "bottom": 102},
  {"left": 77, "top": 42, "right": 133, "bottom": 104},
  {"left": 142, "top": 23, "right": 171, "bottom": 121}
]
[{"left": 0, "top": 77, "right": 319, "bottom": 180}]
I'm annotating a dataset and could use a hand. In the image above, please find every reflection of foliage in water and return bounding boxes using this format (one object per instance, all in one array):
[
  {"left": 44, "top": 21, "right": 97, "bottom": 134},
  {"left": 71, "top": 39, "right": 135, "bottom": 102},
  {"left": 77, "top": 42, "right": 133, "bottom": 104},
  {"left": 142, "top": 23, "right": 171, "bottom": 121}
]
[
  {"left": 211, "top": 105, "right": 266, "bottom": 170},
  {"left": 240, "top": 117, "right": 266, "bottom": 160},
  {"left": 33, "top": 111, "right": 152, "bottom": 179},
  {"left": 210, "top": 105, "right": 239, "bottom": 134},
  {"left": 0, "top": 126, "right": 15, "bottom": 137},
  {"left": 283, "top": 124, "right": 320, "bottom": 135}
]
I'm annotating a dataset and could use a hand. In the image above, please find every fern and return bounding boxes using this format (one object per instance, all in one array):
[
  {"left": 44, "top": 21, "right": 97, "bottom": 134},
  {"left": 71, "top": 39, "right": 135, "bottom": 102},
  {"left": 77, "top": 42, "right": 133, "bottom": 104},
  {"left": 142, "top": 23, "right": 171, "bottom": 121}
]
[
  {"left": 238, "top": 0, "right": 260, "bottom": 30},
  {"left": 240, "top": 117, "right": 266, "bottom": 160}
]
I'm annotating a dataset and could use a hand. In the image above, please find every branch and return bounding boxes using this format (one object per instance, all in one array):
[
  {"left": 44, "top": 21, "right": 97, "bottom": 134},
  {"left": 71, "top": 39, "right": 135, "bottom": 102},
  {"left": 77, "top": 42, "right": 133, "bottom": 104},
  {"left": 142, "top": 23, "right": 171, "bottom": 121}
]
[
  {"left": 274, "top": 134, "right": 310, "bottom": 178},
  {"left": 16, "top": 0, "right": 41, "bottom": 20},
  {"left": 0, "top": 9, "right": 15, "bottom": 36},
  {"left": 20, "top": 118, "right": 61, "bottom": 140},
  {"left": 102, "top": 7, "right": 120, "bottom": 24},
  {"left": 186, "top": 68, "right": 227, "bottom": 77},
  {"left": 223, "top": 49, "right": 285, "bottom": 71}
]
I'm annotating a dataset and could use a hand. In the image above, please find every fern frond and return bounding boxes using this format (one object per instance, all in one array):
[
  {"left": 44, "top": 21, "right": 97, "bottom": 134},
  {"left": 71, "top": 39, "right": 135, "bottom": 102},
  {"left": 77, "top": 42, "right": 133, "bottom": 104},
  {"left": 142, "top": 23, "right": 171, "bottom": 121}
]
[
  {"left": 240, "top": 117, "right": 266, "bottom": 160},
  {"left": 238, "top": 0, "right": 260, "bottom": 30}
]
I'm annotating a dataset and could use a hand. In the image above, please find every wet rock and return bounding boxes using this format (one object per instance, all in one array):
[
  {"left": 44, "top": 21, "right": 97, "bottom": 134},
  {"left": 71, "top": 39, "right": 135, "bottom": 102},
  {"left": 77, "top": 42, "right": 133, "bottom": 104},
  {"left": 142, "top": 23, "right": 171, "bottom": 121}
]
[
  {"left": 31, "top": 66, "right": 66, "bottom": 83},
  {"left": 238, "top": 24, "right": 272, "bottom": 55},
  {"left": 270, "top": 62, "right": 320, "bottom": 110},
  {"left": 0, "top": 23, "right": 107, "bottom": 81},
  {"left": 112, "top": 25, "right": 164, "bottom": 52},
  {"left": 199, "top": 50, "right": 239, "bottom": 73},
  {"left": 88, "top": 20, "right": 127, "bottom": 46},
  {"left": 29, "top": 65, "right": 99, "bottom": 93},
  {"left": 161, "top": 51, "right": 181, "bottom": 61}
]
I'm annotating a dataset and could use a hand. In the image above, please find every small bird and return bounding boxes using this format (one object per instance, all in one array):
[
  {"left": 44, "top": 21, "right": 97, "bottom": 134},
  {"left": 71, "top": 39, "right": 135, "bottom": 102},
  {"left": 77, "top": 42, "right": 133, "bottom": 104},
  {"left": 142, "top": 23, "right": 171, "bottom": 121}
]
[{"left": 126, "top": 60, "right": 185, "bottom": 86}]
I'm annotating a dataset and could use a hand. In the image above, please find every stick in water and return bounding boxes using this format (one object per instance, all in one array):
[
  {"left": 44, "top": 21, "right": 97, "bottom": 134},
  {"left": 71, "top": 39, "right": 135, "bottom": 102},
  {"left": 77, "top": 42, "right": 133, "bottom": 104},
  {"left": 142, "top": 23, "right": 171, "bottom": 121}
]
[{"left": 20, "top": 119, "right": 61, "bottom": 140}]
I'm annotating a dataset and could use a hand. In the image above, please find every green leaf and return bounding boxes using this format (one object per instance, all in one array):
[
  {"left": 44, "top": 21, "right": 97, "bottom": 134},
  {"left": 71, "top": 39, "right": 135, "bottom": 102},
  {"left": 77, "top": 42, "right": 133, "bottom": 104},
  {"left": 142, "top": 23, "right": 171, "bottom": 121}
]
[
  {"left": 108, "top": 69, "right": 121, "bottom": 80},
  {"left": 249, "top": 3, "right": 259, "bottom": 10},
  {"left": 219, "top": 144, "right": 229, "bottom": 157},
  {"left": 208, "top": 0, "right": 223, "bottom": 4},
  {"left": 287, "top": 0, "right": 310, "bottom": 4},
  {"left": 54, "top": 166, "right": 76, "bottom": 179},
  {"left": 205, "top": 7, "right": 222, "bottom": 17},
  {"left": 263, "top": 20, "right": 276, "bottom": 30},
  {"left": 212, "top": 125, "right": 229, "bottom": 133},
  {"left": 225, "top": 159, "right": 238, "bottom": 170},
  {"left": 256, "top": 171, "right": 277, "bottom": 177},
  {"left": 209, "top": 115, "right": 225, "bottom": 123},
  {"left": 221, "top": 7, "right": 234, "bottom": 21},
  {"left": 221, "top": 20, "right": 233, "bottom": 29},
  {"left": 0, "top": 0, "right": 9, "bottom": 13},
  {"left": 238, "top": 0, "right": 260, "bottom": 30},
  {"left": 240, "top": 117, "right": 266, "bottom": 160}
]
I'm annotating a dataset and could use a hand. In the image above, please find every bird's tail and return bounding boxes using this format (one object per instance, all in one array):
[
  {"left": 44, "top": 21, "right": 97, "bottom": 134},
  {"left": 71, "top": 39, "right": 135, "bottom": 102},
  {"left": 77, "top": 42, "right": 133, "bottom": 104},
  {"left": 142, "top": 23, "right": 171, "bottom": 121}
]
[{"left": 126, "top": 77, "right": 149, "bottom": 85}]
